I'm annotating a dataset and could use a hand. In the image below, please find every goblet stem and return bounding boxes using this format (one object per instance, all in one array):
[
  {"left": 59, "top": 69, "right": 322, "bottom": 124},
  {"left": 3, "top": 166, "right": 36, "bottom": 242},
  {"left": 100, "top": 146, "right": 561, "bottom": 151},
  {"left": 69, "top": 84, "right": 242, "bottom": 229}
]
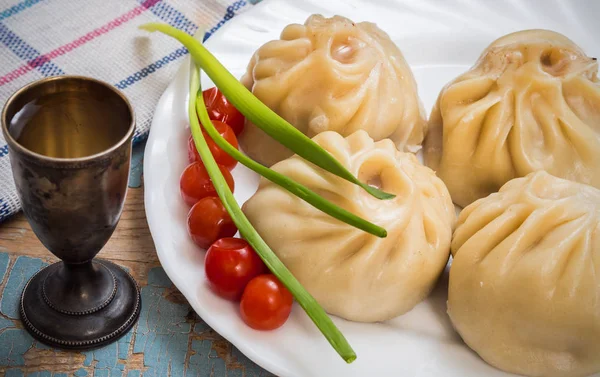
[{"left": 43, "top": 261, "right": 117, "bottom": 315}]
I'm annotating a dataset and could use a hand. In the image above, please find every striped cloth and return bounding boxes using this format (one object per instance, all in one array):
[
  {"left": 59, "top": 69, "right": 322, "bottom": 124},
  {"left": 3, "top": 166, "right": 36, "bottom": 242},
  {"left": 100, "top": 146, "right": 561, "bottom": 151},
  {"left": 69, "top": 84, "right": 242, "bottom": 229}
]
[{"left": 0, "top": 0, "right": 259, "bottom": 222}]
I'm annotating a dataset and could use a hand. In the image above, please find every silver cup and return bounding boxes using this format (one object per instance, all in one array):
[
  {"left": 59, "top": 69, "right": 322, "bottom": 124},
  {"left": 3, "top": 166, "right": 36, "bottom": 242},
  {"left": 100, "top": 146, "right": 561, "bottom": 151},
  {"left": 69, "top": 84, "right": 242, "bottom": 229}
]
[{"left": 1, "top": 76, "right": 141, "bottom": 349}]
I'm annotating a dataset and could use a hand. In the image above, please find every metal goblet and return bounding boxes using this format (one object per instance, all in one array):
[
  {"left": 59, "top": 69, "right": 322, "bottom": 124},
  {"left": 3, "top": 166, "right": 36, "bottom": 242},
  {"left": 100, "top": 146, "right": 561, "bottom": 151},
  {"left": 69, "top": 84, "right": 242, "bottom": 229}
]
[{"left": 1, "top": 76, "right": 141, "bottom": 349}]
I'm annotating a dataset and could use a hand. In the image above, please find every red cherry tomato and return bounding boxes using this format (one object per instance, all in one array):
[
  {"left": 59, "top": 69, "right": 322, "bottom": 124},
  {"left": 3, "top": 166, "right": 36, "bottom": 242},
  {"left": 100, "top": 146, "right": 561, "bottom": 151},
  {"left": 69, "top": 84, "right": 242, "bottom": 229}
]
[
  {"left": 203, "top": 87, "right": 245, "bottom": 135},
  {"left": 187, "top": 197, "right": 237, "bottom": 249},
  {"left": 205, "top": 238, "right": 268, "bottom": 300},
  {"left": 187, "top": 135, "right": 199, "bottom": 164},
  {"left": 180, "top": 162, "right": 234, "bottom": 207},
  {"left": 187, "top": 121, "right": 238, "bottom": 171},
  {"left": 240, "top": 274, "right": 293, "bottom": 331}
]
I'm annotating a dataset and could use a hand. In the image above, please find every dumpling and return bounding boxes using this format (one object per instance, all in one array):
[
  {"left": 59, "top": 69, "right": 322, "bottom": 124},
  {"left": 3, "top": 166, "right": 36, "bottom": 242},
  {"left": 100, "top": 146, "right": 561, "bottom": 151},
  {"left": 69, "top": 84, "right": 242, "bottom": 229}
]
[
  {"left": 448, "top": 171, "right": 600, "bottom": 377},
  {"left": 242, "top": 131, "right": 455, "bottom": 322},
  {"left": 424, "top": 29, "right": 600, "bottom": 208},
  {"left": 240, "top": 14, "right": 427, "bottom": 166}
]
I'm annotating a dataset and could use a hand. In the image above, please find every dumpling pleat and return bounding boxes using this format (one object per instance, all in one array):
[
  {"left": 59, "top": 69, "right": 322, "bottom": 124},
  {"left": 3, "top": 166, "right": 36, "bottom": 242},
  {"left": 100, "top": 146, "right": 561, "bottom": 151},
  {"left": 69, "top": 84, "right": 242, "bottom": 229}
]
[
  {"left": 425, "top": 29, "right": 600, "bottom": 207},
  {"left": 243, "top": 131, "right": 454, "bottom": 322},
  {"left": 449, "top": 171, "right": 600, "bottom": 377}
]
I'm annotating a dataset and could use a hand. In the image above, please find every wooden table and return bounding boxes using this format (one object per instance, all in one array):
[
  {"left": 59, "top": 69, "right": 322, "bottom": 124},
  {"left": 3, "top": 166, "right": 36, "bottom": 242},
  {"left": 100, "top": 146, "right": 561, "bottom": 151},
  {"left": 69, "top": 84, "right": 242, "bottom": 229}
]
[{"left": 0, "top": 145, "right": 273, "bottom": 377}]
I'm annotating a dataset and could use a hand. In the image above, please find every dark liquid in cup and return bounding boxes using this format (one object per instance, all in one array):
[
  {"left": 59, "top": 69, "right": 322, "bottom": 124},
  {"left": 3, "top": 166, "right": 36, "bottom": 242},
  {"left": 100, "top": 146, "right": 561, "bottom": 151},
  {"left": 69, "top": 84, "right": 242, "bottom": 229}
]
[{"left": 9, "top": 91, "right": 129, "bottom": 158}]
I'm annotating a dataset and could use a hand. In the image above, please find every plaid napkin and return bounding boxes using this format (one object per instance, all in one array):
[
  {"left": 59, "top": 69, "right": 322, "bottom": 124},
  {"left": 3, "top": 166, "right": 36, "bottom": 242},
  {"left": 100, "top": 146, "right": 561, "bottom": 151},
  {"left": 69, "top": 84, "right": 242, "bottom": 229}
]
[{"left": 0, "top": 0, "right": 259, "bottom": 222}]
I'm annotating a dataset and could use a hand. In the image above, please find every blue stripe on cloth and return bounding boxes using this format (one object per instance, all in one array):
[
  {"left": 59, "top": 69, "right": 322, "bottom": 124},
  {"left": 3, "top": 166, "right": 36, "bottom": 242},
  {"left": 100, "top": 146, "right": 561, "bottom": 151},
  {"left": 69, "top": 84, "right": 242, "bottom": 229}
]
[
  {"left": 140, "top": 0, "right": 198, "bottom": 35},
  {"left": 115, "top": 46, "right": 188, "bottom": 90},
  {"left": 203, "top": 0, "right": 247, "bottom": 41},
  {"left": 133, "top": 133, "right": 146, "bottom": 144},
  {"left": 0, "top": 22, "right": 64, "bottom": 77},
  {"left": 0, "top": 0, "right": 46, "bottom": 22},
  {"left": 0, "top": 199, "right": 10, "bottom": 222},
  {"left": 0, "top": 145, "right": 8, "bottom": 157},
  {"left": 114, "top": 0, "right": 248, "bottom": 92}
]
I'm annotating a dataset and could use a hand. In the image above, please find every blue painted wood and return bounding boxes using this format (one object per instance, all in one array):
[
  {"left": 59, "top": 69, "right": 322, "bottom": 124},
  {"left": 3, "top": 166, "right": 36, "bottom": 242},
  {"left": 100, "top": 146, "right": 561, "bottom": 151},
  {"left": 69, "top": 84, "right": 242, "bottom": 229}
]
[
  {"left": 0, "top": 254, "right": 274, "bottom": 376},
  {"left": 128, "top": 142, "right": 146, "bottom": 189},
  {"left": 0, "top": 253, "right": 8, "bottom": 284},
  {"left": 1, "top": 257, "right": 47, "bottom": 320},
  {"left": 133, "top": 268, "right": 192, "bottom": 377}
]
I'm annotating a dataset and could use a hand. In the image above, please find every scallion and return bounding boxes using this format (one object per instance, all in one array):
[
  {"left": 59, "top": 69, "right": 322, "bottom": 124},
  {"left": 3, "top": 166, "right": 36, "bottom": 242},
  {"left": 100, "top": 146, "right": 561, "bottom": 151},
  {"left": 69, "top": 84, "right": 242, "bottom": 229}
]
[
  {"left": 187, "top": 60, "right": 356, "bottom": 363},
  {"left": 195, "top": 93, "right": 387, "bottom": 238},
  {"left": 140, "top": 22, "right": 394, "bottom": 201}
]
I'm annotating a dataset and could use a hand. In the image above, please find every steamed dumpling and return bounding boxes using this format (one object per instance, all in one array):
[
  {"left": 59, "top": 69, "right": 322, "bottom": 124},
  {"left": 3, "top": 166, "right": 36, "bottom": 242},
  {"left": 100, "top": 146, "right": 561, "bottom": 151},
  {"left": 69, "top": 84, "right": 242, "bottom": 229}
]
[
  {"left": 424, "top": 29, "right": 600, "bottom": 208},
  {"left": 448, "top": 171, "right": 600, "bottom": 377},
  {"left": 240, "top": 14, "right": 427, "bottom": 166},
  {"left": 242, "top": 131, "right": 455, "bottom": 322}
]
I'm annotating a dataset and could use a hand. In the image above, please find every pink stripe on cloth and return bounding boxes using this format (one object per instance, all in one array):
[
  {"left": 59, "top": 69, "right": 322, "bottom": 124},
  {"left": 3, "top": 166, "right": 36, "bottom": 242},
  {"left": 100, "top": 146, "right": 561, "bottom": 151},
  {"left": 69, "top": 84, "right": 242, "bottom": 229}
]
[
  {"left": 40, "top": 0, "right": 160, "bottom": 61},
  {"left": 0, "top": 64, "right": 34, "bottom": 85},
  {"left": 0, "top": 0, "right": 159, "bottom": 87}
]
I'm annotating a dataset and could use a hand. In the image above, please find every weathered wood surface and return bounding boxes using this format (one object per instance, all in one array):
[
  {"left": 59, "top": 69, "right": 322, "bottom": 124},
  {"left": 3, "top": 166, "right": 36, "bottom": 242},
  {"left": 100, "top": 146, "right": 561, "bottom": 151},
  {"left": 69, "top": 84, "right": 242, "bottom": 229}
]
[{"left": 0, "top": 147, "right": 273, "bottom": 377}]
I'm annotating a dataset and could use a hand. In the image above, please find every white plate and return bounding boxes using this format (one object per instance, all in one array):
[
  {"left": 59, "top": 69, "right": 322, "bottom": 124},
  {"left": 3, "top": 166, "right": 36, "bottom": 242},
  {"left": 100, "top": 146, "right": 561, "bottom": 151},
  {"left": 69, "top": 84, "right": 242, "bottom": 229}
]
[{"left": 143, "top": 1, "right": 600, "bottom": 376}]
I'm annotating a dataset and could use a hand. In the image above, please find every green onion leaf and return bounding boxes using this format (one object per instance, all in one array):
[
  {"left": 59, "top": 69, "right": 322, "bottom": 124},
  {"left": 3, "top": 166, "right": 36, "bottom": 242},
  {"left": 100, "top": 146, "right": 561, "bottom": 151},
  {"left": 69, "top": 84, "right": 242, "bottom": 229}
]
[
  {"left": 195, "top": 94, "right": 387, "bottom": 238},
  {"left": 187, "top": 60, "right": 356, "bottom": 363},
  {"left": 140, "top": 22, "right": 394, "bottom": 201}
]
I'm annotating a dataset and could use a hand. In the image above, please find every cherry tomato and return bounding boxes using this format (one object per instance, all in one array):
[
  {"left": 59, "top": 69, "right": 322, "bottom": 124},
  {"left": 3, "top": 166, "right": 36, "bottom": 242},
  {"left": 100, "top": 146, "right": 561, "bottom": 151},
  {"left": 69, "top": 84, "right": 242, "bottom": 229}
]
[
  {"left": 205, "top": 238, "right": 268, "bottom": 300},
  {"left": 187, "top": 197, "right": 237, "bottom": 249},
  {"left": 180, "top": 162, "right": 234, "bottom": 207},
  {"left": 240, "top": 274, "right": 293, "bottom": 331},
  {"left": 187, "top": 135, "right": 199, "bottom": 164},
  {"left": 187, "top": 121, "right": 238, "bottom": 171},
  {"left": 203, "top": 87, "right": 245, "bottom": 135}
]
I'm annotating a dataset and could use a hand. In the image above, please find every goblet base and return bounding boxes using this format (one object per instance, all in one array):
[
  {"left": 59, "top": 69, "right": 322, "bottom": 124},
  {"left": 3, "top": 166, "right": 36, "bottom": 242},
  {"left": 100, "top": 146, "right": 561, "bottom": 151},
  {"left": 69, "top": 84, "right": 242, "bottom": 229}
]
[{"left": 20, "top": 259, "right": 141, "bottom": 350}]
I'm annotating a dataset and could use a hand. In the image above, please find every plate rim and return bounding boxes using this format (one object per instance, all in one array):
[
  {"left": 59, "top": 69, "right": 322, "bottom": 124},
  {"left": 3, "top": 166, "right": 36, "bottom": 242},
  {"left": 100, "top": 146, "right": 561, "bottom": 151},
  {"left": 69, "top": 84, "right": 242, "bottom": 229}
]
[
  {"left": 143, "top": 1, "right": 600, "bottom": 376},
  {"left": 143, "top": 56, "right": 299, "bottom": 377}
]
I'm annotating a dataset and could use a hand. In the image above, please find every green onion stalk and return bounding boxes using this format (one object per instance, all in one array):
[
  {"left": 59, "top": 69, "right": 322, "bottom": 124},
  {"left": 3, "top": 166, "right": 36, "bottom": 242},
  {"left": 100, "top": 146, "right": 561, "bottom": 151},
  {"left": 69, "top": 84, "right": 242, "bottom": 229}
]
[
  {"left": 195, "top": 96, "right": 387, "bottom": 238},
  {"left": 186, "top": 61, "right": 356, "bottom": 363},
  {"left": 140, "top": 22, "right": 394, "bottom": 201}
]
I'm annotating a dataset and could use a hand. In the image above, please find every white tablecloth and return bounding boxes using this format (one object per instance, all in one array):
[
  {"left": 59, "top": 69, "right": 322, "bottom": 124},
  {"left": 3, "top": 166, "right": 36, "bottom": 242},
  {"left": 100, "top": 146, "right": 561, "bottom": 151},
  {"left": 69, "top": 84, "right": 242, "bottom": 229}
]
[{"left": 0, "top": 0, "right": 258, "bottom": 222}]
